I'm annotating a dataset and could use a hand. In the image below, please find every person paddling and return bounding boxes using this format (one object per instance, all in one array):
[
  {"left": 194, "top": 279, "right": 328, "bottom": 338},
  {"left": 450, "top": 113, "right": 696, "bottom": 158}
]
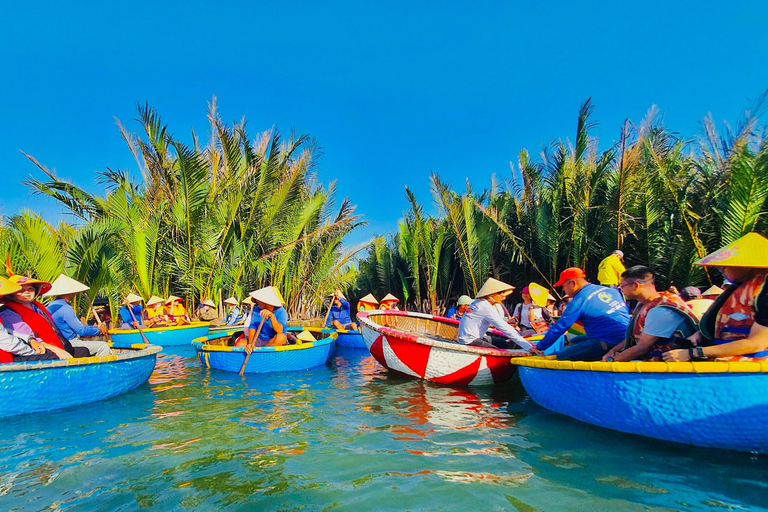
[
  {"left": 119, "top": 293, "right": 146, "bottom": 329},
  {"left": 245, "top": 286, "right": 288, "bottom": 351}
]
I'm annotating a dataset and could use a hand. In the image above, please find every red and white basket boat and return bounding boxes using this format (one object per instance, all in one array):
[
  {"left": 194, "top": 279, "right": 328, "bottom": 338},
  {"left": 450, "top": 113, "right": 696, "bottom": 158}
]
[{"left": 357, "top": 310, "right": 531, "bottom": 386}]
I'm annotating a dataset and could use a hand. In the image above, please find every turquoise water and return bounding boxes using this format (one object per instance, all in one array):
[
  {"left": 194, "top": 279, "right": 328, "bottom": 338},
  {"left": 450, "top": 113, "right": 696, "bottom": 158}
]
[{"left": 3, "top": 346, "right": 767, "bottom": 511}]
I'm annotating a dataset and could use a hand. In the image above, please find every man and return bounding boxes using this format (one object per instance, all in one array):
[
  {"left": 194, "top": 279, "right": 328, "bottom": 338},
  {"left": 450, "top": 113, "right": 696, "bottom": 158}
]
[
  {"left": 597, "top": 250, "right": 626, "bottom": 288},
  {"left": 445, "top": 295, "right": 472, "bottom": 320},
  {"left": 536, "top": 267, "right": 630, "bottom": 361},
  {"left": 246, "top": 286, "right": 288, "bottom": 350},
  {"left": 602, "top": 266, "right": 699, "bottom": 362},
  {"left": 326, "top": 289, "right": 358, "bottom": 330},
  {"left": 223, "top": 297, "right": 241, "bottom": 325},
  {"left": 119, "top": 293, "right": 146, "bottom": 329},
  {"left": 44, "top": 274, "right": 111, "bottom": 356},
  {"left": 457, "top": 278, "right": 535, "bottom": 351}
]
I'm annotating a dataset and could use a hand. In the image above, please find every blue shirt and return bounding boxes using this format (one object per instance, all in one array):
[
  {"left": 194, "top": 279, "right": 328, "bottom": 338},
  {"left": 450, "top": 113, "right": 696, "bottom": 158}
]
[
  {"left": 248, "top": 306, "right": 288, "bottom": 341},
  {"left": 47, "top": 298, "right": 100, "bottom": 340},
  {"left": 225, "top": 306, "right": 242, "bottom": 325},
  {"left": 326, "top": 298, "right": 352, "bottom": 326},
  {"left": 119, "top": 304, "right": 144, "bottom": 325},
  {"left": 537, "top": 283, "right": 630, "bottom": 350}
]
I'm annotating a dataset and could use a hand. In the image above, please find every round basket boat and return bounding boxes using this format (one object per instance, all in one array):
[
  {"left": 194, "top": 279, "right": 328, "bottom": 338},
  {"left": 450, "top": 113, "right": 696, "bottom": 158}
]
[
  {"left": 286, "top": 326, "right": 365, "bottom": 348},
  {"left": 0, "top": 344, "right": 162, "bottom": 418},
  {"left": 512, "top": 356, "right": 768, "bottom": 453},
  {"left": 192, "top": 328, "right": 336, "bottom": 374},
  {"left": 109, "top": 322, "right": 210, "bottom": 346},
  {"left": 358, "top": 310, "right": 530, "bottom": 386}
]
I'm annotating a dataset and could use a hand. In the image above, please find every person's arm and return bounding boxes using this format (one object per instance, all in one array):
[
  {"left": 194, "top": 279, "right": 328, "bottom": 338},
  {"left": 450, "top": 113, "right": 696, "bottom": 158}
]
[
  {"left": 339, "top": 298, "right": 350, "bottom": 311},
  {"left": 611, "top": 333, "right": 660, "bottom": 361},
  {"left": 536, "top": 298, "right": 583, "bottom": 350},
  {"left": 487, "top": 304, "right": 534, "bottom": 350},
  {"left": 664, "top": 322, "right": 768, "bottom": 361},
  {"left": 62, "top": 306, "right": 100, "bottom": 338}
]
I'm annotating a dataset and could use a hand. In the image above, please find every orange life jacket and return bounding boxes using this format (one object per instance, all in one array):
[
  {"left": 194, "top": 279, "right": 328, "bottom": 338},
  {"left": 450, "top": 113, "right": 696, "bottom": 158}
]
[
  {"left": 713, "top": 273, "right": 767, "bottom": 360},
  {"left": 145, "top": 305, "right": 168, "bottom": 327},
  {"left": 623, "top": 291, "right": 699, "bottom": 360},
  {"left": 165, "top": 302, "right": 190, "bottom": 326}
]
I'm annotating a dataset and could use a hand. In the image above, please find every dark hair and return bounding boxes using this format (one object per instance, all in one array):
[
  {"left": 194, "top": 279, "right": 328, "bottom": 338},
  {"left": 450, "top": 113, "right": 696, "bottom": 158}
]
[{"left": 621, "top": 265, "right": 654, "bottom": 282}]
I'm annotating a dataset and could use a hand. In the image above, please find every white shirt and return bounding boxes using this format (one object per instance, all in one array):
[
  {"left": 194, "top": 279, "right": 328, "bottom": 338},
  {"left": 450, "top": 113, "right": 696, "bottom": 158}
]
[{"left": 458, "top": 299, "right": 532, "bottom": 350}]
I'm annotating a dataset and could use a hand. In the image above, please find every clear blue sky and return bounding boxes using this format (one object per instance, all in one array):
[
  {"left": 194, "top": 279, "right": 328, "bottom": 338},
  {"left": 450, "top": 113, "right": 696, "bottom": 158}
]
[{"left": 2, "top": 1, "right": 767, "bottom": 246}]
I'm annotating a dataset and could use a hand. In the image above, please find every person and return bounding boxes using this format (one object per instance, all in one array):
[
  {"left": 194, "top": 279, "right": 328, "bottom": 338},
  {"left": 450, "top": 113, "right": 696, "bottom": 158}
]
[
  {"left": 511, "top": 286, "right": 553, "bottom": 336},
  {"left": 0, "top": 276, "right": 62, "bottom": 362},
  {"left": 445, "top": 295, "right": 472, "bottom": 320},
  {"left": 119, "top": 293, "right": 146, "bottom": 329},
  {"left": 380, "top": 293, "right": 400, "bottom": 310},
  {"left": 663, "top": 232, "right": 768, "bottom": 362},
  {"left": 197, "top": 299, "right": 219, "bottom": 324},
  {"left": 223, "top": 297, "right": 242, "bottom": 325},
  {"left": 457, "top": 278, "right": 536, "bottom": 351},
  {"left": 702, "top": 285, "right": 725, "bottom": 300},
  {"left": 326, "top": 289, "right": 358, "bottom": 330},
  {"left": 44, "top": 274, "right": 111, "bottom": 356},
  {"left": 546, "top": 293, "right": 558, "bottom": 318},
  {"left": 679, "top": 286, "right": 714, "bottom": 318},
  {"left": 241, "top": 297, "right": 253, "bottom": 333},
  {"left": 245, "top": 286, "right": 288, "bottom": 350},
  {"left": 602, "top": 266, "right": 699, "bottom": 362},
  {"left": 667, "top": 285, "right": 680, "bottom": 296},
  {"left": 145, "top": 295, "right": 168, "bottom": 327},
  {"left": 165, "top": 295, "right": 190, "bottom": 326},
  {"left": 535, "top": 267, "right": 631, "bottom": 361},
  {"left": 597, "top": 250, "right": 626, "bottom": 288},
  {"left": 357, "top": 293, "right": 379, "bottom": 312},
  {"left": 0, "top": 271, "right": 90, "bottom": 359}
]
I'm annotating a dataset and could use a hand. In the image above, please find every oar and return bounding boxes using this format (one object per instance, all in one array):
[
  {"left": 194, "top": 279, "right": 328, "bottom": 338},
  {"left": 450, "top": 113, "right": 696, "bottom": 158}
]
[
  {"left": 127, "top": 302, "right": 150, "bottom": 345},
  {"left": 90, "top": 302, "right": 112, "bottom": 343},
  {"left": 240, "top": 316, "right": 266, "bottom": 375},
  {"left": 323, "top": 295, "right": 334, "bottom": 328}
]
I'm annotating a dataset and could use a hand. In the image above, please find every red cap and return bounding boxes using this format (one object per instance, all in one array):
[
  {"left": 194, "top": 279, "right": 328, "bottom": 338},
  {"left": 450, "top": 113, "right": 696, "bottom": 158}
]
[{"left": 553, "top": 267, "right": 587, "bottom": 287}]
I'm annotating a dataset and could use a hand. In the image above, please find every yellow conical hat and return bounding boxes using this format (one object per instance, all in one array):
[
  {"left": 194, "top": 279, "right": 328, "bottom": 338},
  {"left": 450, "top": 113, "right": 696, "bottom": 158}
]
[
  {"left": 224, "top": 296, "right": 239, "bottom": 306},
  {"left": 146, "top": 295, "right": 164, "bottom": 306},
  {"left": 359, "top": 293, "right": 378, "bottom": 305},
  {"left": 43, "top": 274, "right": 90, "bottom": 296},
  {"left": 702, "top": 285, "right": 724, "bottom": 296},
  {"left": 696, "top": 232, "right": 768, "bottom": 268},
  {"left": 527, "top": 283, "right": 550, "bottom": 308},
  {"left": 0, "top": 276, "right": 21, "bottom": 297},
  {"left": 476, "top": 278, "right": 514, "bottom": 299},
  {"left": 296, "top": 330, "right": 316, "bottom": 343}
]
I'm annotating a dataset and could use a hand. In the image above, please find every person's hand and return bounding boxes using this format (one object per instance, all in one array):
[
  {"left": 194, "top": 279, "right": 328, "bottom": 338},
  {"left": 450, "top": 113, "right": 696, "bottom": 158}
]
[
  {"left": 99, "top": 324, "right": 109, "bottom": 334},
  {"left": 30, "top": 338, "right": 46, "bottom": 355},
  {"left": 244, "top": 344, "right": 254, "bottom": 355},
  {"left": 602, "top": 346, "right": 620, "bottom": 362},
  {"left": 334, "top": 289, "right": 341, "bottom": 298},
  {"left": 509, "top": 317, "right": 519, "bottom": 326},
  {"left": 529, "top": 346, "right": 543, "bottom": 356},
  {"left": 662, "top": 349, "right": 690, "bottom": 362},
  {"left": 45, "top": 344, "right": 72, "bottom": 359},
  {"left": 688, "top": 331, "right": 703, "bottom": 347},
  {"left": 259, "top": 309, "right": 274, "bottom": 320},
  {"left": 131, "top": 321, "right": 139, "bottom": 328}
]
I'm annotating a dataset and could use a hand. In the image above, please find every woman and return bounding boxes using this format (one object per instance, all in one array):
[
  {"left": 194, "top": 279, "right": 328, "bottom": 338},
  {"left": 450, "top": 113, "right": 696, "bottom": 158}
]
[
  {"left": 357, "top": 293, "right": 379, "bottom": 312},
  {"left": 380, "top": 293, "right": 400, "bottom": 311},
  {"left": 512, "top": 286, "right": 553, "bottom": 336},
  {"left": 244, "top": 286, "right": 288, "bottom": 350},
  {"left": 165, "top": 296, "right": 190, "bottom": 326},
  {"left": 0, "top": 276, "right": 62, "bottom": 362},
  {"left": 197, "top": 299, "right": 219, "bottom": 325},
  {"left": 144, "top": 295, "right": 168, "bottom": 327},
  {"left": 223, "top": 297, "right": 242, "bottom": 325}
]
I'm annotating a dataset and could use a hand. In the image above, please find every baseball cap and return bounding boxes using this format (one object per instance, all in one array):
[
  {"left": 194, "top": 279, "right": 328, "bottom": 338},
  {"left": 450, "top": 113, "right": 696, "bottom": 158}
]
[{"left": 553, "top": 268, "right": 587, "bottom": 287}]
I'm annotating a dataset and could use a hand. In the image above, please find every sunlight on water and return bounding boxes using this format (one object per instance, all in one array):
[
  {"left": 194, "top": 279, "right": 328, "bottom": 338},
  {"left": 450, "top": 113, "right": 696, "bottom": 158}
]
[{"left": 2, "top": 345, "right": 767, "bottom": 511}]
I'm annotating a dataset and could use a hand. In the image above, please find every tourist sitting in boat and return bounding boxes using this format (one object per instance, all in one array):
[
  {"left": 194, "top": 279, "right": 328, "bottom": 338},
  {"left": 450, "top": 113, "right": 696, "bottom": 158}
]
[
  {"left": 663, "top": 232, "right": 768, "bottom": 362},
  {"left": 457, "top": 278, "right": 535, "bottom": 350},
  {"left": 597, "top": 250, "right": 626, "bottom": 288},
  {"left": 511, "top": 286, "right": 553, "bottom": 336},
  {"left": 602, "top": 266, "right": 698, "bottom": 362},
  {"left": 679, "top": 286, "right": 714, "bottom": 318},
  {"left": 445, "top": 295, "right": 472, "bottom": 320},
  {"left": 326, "top": 289, "right": 358, "bottom": 330},
  {"left": 380, "top": 293, "right": 400, "bottom": 310},
  {"left": 535, "top": 267, "right": 631, "bottom": 361},
  {"left": 44, "top": 274, "right": 111, "bottom": 356},
  {"left": 357, "top": 293, "right": 379, "bottom": 312},
  {"left": 144, "top": 295, "right": 168, "bottom": 327},
  {"left": 223, "top": 297, "right": 241, "bottom": 325},
  {"left": 196, "top": 299, "right": 219, "bottom": 325},
  {"left": 0, "top": 271, "right": 90, "bottom": 359},
  {"left": 165, "top": 295, "right": 191, "bottom": 326},
  {"left": 245, "top": 286, "right": 288, "bottom": 351},
  {"left": 119, "top": 293, "right": 146, "bottom": 329}
]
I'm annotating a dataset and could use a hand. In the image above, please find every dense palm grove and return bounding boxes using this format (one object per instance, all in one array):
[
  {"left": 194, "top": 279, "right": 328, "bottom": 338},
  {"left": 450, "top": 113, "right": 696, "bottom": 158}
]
[{"left": 354, "top": 96, "right": 768, "bottom": 313}]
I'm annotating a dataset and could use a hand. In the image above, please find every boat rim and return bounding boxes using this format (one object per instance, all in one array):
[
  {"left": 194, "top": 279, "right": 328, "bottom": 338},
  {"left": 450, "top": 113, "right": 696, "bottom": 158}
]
[
  {"left": 511, "top": 355, "right": 768, "bottom": 374},
  {"left": 0, "top": 344, "right": 162, "bottom": 373},
  {"left": 192, "top": 330, "right": 337, "bottom": 352},
  {"left": 108, "top": 321, "right": 210, "bottom": 335}
]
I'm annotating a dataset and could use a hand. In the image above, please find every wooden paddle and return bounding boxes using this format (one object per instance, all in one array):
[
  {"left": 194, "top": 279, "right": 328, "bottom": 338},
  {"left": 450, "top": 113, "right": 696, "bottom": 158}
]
[
  {"left": 324, "top": 294, "right": 334, "bottom": 328},
  {"left": 239, "top": 315, "right": 266, "bottom": 376},
  {"left": 90, "top": 302, "right": 112, "bottom": 343},
  {"left": 126, "top": 301, "right": 150, "bottom": 344}
]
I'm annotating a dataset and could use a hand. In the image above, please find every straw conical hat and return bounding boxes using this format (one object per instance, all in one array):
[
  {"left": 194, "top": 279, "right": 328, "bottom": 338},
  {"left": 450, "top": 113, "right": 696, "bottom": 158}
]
[
  {"left": 696, "top": 232, "right": 768, "bottom": 268},
  {"left": 242, "top": 296, "right": 253, "bottom": 305},
  {"left": 381, "top": 293, "right": 399, "bottom": 302},
  {"left": 224, "top": 296, "right": 239, "bottom": 306},
  {"left": 476, "top": 278, "right": 514, "bottom": 299},
  {"left": 146, "top": 295, "right": 164, "bottom": 306},
  {"left": 702, "top": 285, "right": 724, "bottom": 296},
  {"left": 547, "top": 293, "right": 556, "bottom": 301},
  {"left": 202, "top": 299, "right": 217, "bottom": 308},
  {"left": 359, "top": 293, "right": 378, "bottom": 304},
  {"left": 527, "top": 283, "right": 550, "bottom": 308},
  {"left": 43, "top": 274, "right": 90, "bottom": 296},
  {"left": 165, "top": 295, "right": 182, "bottom": 304},
  {"left": 296, "top": 330, "right": 316, "bottom": 343},
  {"left": 272, "top": 287, "right": 286, "bottom": 305},
  {"left": 249, "top": 286, "right": 283, "bottom": 307},
  {"left": 126, "top": 293, "right": 144, "bottom": 303},
  {"left": 0, "top": 276, "right": 21, "bottom": 297}
]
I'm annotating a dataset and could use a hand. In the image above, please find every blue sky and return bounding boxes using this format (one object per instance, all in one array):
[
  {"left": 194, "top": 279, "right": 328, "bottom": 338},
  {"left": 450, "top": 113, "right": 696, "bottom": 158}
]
[{"left": 2, "top": 1, "right": 767, "bottom": 246}]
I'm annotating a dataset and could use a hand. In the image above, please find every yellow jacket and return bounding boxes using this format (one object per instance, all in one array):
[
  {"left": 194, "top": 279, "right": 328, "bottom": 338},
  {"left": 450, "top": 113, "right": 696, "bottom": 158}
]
[{"left": 597, "top": 254, "right": 625, "bottom": 286}]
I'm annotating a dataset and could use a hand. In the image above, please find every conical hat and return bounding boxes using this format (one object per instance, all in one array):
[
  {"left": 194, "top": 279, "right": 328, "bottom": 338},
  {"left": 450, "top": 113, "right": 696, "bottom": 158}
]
[
  {"left": 296, "top": 330, "right": 316, "bottom": 343},
  {"left": 165, "top": 295, "right": 182, "bottom": 304},
  {"left": 476, "top": 278, "right": 514, "bottom": 298},
  {"left": 242, "top": 296, "right": 253, "bottom": 305},
  {"left": 202, "top": 299, "right": 217, "bottom": 308},
  {"left": 359, "top": 293, "right": 378, "bottom": 305},
  {"left": 249, "top": 286, "right": 283, "bottom": 307},
  {"left": 126, "top": 293, "right": 144, "bottom": 303},
  {"left": 381, "top": 293, "right": 399, "bottom": 302},
  {"left": 702, "top": 285, "right": 724, "bottom": 296},
  {"left": 146, "top": 295, "right": 164, "bottom": 306},
  {"left": 0, "top": 276, "right": 21, "bottom": 297},
  {"left": 547, "top": 293, "right": 556, "bottom": 301},
  {"left": 224, "top": 296, "right": 239, "bottom": 306},
  {"left": 696, "top": 232, "right": 768, "bottom": 268},
  {"left": 6, "top": 274, "right": 52, "bottom": 295},
  {"left": 43, "top": 274, "right": 90, "bottom": 296},
  {"left": 527, "top": 283, "right": 550, "bottom": 308}
]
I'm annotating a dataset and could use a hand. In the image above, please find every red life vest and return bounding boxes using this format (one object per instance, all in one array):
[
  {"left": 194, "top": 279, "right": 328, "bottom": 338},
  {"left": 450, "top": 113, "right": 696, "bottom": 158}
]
[
  {"left": 713, "top": 273, "right": 767, "bottom": 359},
  {"left": 624, "top": 292, "right": 699, "bottom": 360},
  {"left": 0, "top": 299, "right": 66, "bottom": 361}
]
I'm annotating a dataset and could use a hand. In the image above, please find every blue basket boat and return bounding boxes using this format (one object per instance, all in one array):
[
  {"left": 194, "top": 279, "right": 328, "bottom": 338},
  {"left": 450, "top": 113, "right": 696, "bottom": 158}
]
[
  {"left": 0, "top": 344, "right": 162, "bottom": 418},
  {"left": 193, "top": 328, "right": 336, "bottom": 374},
  {"left": 109, "top": 322, "right": 210, "bottom": 346},
  {"left": 287, "top": 326, "right": 365, "bottom": 348},
  {"left": 511, "top": 357, "right": 768, "bottom": 453}
]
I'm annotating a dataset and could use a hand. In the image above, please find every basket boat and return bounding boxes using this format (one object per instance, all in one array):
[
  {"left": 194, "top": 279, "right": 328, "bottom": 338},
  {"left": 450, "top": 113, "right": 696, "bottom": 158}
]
[
  {"left": 286, "top": 326, "right": 365, "bottom": 348},
  {"left": 192, "top": 328, "right": 336, "bottom": 374},
  {"left": 208, "top": 323, "right": 244, "bottom": 333},
  {"left": 512, "top": 357, "right": 768, "bottom": 453},
  {"left": 357, "top": 310, "right": 530, "bottom": 386},
  {"left": 0, "top": 344, "right": 162, "bottom": 418},
  {"left": 109, "top": 322, "right": 210, "bottom": 346}
]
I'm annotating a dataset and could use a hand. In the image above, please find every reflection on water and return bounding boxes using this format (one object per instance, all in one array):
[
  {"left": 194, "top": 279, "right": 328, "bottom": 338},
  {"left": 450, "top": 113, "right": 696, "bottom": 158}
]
[{"left": 1, "top": 347, "right": 767, "bottom": 510}]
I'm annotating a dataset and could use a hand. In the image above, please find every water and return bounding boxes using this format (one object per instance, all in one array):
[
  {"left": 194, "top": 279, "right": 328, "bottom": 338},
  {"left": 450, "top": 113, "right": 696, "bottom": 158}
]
[{"left": 2, "top": 346, "right": 767, "bottom": 511}]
